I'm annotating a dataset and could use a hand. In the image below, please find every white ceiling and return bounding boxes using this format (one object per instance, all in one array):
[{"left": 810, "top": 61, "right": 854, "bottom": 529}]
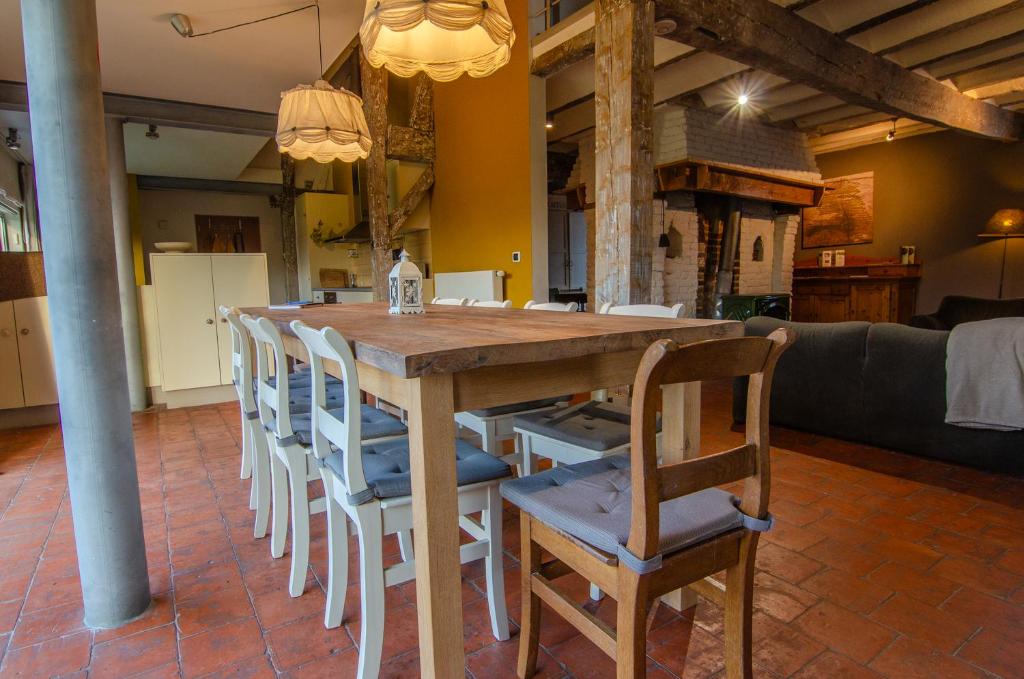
[
  {"left": 122, "top": 123, "right": 270, "bottom": 180},
  {"left": 0, "top": 0, "right": 364, "bottom": 113}
]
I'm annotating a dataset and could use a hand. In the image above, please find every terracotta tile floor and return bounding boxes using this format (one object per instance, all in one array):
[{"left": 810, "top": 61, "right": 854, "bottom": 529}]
[{"left": 1, "top": 382, "right": 1022, "bottom": 678}]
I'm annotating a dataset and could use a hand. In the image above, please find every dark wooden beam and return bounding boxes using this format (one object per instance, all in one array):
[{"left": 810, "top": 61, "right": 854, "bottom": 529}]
[
  {"left": 654, "top": 0, "right": 1024, "bottom": 140},
  {"left": 387, "top": 125, "right": 435, "bottom": 163},
  {"left": 594, "top": 0, "right": 655, "bottom": 306},
  {"left": 656, "top": 160, "right": 823, "bottom": 207},
  {"left": 836, "top": 0, "right": 941, "bottom": 39},
  {"left": 359, "top": 53, "right": 392, "bottom": 302},
  {"left": 389, "top": 164, "right": 435, "bottom": 236},
  {"left": 409, "top": 73, "right": 434, "bottom": 131},
  {"left": 913, "top": 28, "right": 1024, "bottom": 73},
  {"left": 279, "top": 155, "right": 299, "bottom": 300},
  {"left": 531, "top": 27, "right": 595, "bottom": 77},
  {"left": 135, "top": 175, "right": 281, "bottom": 195},
  {"left": 0, "top": 80, "right": 276, "bottom": 136}
]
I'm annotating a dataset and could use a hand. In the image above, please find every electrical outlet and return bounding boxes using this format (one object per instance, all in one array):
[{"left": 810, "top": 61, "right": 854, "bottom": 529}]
[{"left": 512, "top": 251, "right": 521, "bottom": 263}]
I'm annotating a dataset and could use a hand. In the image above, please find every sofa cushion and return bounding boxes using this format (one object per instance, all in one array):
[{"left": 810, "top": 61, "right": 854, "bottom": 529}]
[
  {"left": 325, "top": 437, "right": 510, "bottom": 502},
  {"left": 500, "top": 456, "right": 743, "bottom": 557},
  {"left": 735, "top": 317, "right": 869, "bottom": 441},
  {"left": 911, "top": 295, "right": 1024, "bottom": 331}
]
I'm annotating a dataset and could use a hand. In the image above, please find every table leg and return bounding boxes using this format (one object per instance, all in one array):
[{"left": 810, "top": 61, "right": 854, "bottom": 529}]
[
  {"left": 407, "top": 373, "right": 465, "bottom": 678},
  {"left": 661, "top": 381, "right": 701, "bottom": 611}
]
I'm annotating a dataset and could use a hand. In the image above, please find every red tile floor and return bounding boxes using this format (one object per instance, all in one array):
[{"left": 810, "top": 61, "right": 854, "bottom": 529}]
[{"left": 0, "top": 382, "right": 1023, "bottom": 678}]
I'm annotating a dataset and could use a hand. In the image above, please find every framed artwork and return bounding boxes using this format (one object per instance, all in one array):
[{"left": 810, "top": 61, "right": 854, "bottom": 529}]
[{"left": 802, "top": 171, "right": 874, "bottom": 248}]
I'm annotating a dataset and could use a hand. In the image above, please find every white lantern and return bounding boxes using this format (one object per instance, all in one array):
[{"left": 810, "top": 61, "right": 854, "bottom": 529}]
[
  {"left": 276, "top": 80, "right": 372, "bottom": 163},
  {"left": 360, "top": 0, "right": 516, "bottom": 82},
  {"left": 388, "top": 250, "right": 424, "bottom": 314}
]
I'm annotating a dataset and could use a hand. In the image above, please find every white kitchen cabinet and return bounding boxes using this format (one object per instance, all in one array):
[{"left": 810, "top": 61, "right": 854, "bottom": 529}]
[
  {"left": 13, "top": 296, "right": 58, "bottom": 407},
  {"left": 151, "top": 253, "right": 268, "bottom": 392},
  {"left": 0, "top": 301, "right": 25, "bottom": 409}
]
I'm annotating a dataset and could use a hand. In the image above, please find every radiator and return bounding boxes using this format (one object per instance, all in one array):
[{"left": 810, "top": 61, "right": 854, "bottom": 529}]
[{"left": 434, "top": 270, "right": 506, "bottom": 302}]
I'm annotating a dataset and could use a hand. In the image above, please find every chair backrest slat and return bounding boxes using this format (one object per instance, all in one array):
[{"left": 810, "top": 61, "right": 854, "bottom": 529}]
[
  {"left": 469, "top": 299, "right": 512, "bottom": 308},
  {"left": 598, "top": 302, "right": 685, "bottom": 319},
  {"left": 431, "top": 297, "right": 469, "bottom": 306},
  {"left": 525, "top": 300, "right": 578, "bottom": 312},
  {"left": 657, "top": 444, "right": 756, "bottom": 502},
  {"left": 240, "top": 315, "right": 294, "bottom": 439},
  {"left": 219, "top": 305, "right": 255, "bottom": 411},
  {"left": 291, "top": 320, "right": 368, "bottom": 497},
  {"left": 626, "top": 329, "right": 793, "bottom": 561}
]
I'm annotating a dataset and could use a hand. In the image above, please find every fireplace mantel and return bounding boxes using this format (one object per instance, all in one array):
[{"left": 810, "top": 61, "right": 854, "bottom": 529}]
[{"left": 655, "top": 159, "right": 825, "bottom": 207}]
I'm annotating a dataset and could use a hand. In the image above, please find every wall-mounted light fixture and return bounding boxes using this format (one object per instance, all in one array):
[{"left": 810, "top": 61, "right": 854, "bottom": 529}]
[
  {"left": 145, "top": 124, "right": 160, "bottom": 140},
  {"left": 886, "top": 119, "right": 897, "bottom": 142},
  {"left": 4, "top": 128, "right": 20, "bottom": 150}
]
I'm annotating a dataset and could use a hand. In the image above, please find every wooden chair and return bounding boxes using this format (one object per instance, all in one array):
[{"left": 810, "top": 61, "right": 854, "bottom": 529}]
[
  {"left": 525, "top": 300, "right": 578, "bottom": 312},
  {"left": 291, "top": 319, "right": 511, "bottom": 677},
  {"left": 502, "top": 329, "right": 792, "bottom": 679},
  {"left": 220, "top": 305, "right": 272, "bottom": 539},
  {"left": 431, "top": 297, "right": 469, "bottom": 305},
  {"left": 469, "top": 299, "right": 513, "bottom": 308},
  {"left": 598, "top": 302, "right": 686, "bottom": 318},
  {"left": 241, "top": 314, "right": 407, "bottom": 597}
]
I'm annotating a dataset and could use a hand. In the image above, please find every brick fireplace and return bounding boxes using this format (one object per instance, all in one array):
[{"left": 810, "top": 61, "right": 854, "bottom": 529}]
[{"left": 570, "top": 104, "right": 821, "bottom": 317}]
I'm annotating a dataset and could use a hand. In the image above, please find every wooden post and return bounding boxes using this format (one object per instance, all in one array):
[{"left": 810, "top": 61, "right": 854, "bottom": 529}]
[
  {"left": 594, "top": 0, "right": 655, "bottom": 307},
  {"left": 359, "top": 52, "right": 391, "bottom": 301},
  {"left": 279, "top": 154, "right": 298, "bottom": 301}
]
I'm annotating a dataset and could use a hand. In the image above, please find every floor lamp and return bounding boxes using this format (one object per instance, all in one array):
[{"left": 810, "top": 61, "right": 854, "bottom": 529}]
[{"left": 979, "top": 209, "right": 1024, "bottom": 299}]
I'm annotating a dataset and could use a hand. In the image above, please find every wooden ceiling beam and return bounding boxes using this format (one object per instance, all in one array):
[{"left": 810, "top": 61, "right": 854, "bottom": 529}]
[
  {"left": 654, "top": 0, "right": 1024, "bottom": 140},
  {"left": 875, "top": 0, "right": 1024, "bottom": 57},
  {"left": 836, "top": 0, "right": 941, "bottom": 39},
  {"left": 532, "top": 27, "right": 595, "bottom": 77}
]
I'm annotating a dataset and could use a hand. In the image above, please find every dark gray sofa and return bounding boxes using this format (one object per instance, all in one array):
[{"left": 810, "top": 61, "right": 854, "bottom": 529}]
[
  {"left": 733, "top": 317, "right": 1023, "bottom": 475},
  {"left": 909, "top": 295, "right": 1024, "bottom": 330}
]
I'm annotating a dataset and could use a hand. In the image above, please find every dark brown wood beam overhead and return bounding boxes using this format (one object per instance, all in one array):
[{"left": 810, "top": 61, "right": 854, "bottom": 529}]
[
  {"left": 836, "top": 0, "right": 940, "bottom": 39},
  {"left": 653, "top": 0, "right": 1024, "bottom": 141},
  {"left": 531, "top": 27, "right": 595, "bottom": 77}
]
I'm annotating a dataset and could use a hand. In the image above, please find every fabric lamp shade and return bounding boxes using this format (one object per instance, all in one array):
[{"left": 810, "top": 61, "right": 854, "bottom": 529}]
[
  {"left": 276, "top": 80, "right": 372, "bottom": 163},
  {"left": 360, "top": 0, "right": 516, "bottom": 81},
  {"left": 979, "top": 208, "right": 1024, "bottom": 238}
]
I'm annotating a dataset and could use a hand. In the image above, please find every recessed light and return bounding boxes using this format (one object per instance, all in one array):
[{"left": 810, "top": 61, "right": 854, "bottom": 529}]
[
  {"left": 654, "top": 18, "right": 677, "bottom": 36},
  {"left": 545, "top": 113, "right": 554, "bottom": 129},
  {"left": 737, "top": 93, "right": 749, "bottom": 106}
]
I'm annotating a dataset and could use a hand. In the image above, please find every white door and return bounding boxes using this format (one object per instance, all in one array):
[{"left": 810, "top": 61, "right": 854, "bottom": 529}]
[
  {"left": 13, "top": 296, "right": 58, "bottom": 406},
  {"left": 548, "top": 207, "right": 568, "bottom": 289},
  {"left": 568, "top": 211, "right": 588, "bottom": 290},
  {"left": 211, "top": 255, "right": 269, "bottom": 385},
  {"left": 152, "top": 255, "right": 221, "bottom": 391},
  {"left": 0, "top": 301, "right": 25, "bottom": 409}
]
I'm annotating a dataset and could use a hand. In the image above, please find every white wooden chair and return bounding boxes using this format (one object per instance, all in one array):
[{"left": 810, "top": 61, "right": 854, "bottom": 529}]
[
  {"left": 431, "top": 297, "right": 469, "bottom": 305},
  {"left": 524, "top": 300, "right": 578, "bottom": 312},
  {"left": 454, "top": 298, "right": 576, "bottom": 464},
  {"left": 514, "top": 302, "right": 685, "bottom": 476},
  {"left": 291, "top": 319, "right": 511, "bottom": 678},
  {"left": 220, "top": 306, "right": 272, "bottom": 539},
  {"left": 469, "top": 299, "right": 512, "bottom": 308},
  {"left": 241, "top": 314, "right": 407, "bottom": 598}
]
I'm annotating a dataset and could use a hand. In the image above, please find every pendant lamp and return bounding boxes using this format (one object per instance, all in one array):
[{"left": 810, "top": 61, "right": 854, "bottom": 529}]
[
  {"left": 277, "top": 5, "right": 372, "bottom": 163},
  {"left": 360, "top": 0, "right": 516, "bottom": 82}
]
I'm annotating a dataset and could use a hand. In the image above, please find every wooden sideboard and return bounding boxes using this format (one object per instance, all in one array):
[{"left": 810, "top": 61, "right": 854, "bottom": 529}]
[{"left": 791, "top": 262, "right": 921, "bottom": 324}]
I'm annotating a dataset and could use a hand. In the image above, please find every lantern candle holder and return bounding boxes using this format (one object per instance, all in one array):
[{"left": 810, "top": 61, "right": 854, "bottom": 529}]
[{"left": 388, "top": 250, "right": 424, "bottom": 314}]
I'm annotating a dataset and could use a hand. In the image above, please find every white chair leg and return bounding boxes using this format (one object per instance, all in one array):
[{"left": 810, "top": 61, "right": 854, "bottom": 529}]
[
  {"left": 520, "top": 434, "right": 535, "bottom": 477},
  {"left": 590, "top": 584, "right": 605, "bottom": 601},
  {"left": 397, "top": 530, "right": 414, "bottom": 563},
  {"left": 483, "top": 485, "right": 510, "bottom": 641},
  {"left": 320, "top": 469, "right": 348, "bottom": 629},
  {"left": 285, "top": 447, "right": 311, "bottom": 597},
  {"left": 355, "top": 508, "right": 386, "bottom": 679},
  {"left": 269, "top": 436, "right": 289, "bottom": 559},
  {"left": 252, "top": 426, "right": 271, "bottom": 539},
  {"left": 481, "top": 421, "right": 499, "bottom": 456},
  {"left": 240, "top": 410, "right": 253, "bottom": 481}
]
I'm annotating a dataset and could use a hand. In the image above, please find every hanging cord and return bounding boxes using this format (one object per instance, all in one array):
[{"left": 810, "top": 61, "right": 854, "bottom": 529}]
[
  {"left": 316, "top": 2, "right": 323, "bottom": 76},
  {"left": 185, "top": 3, "right": 317, "bottom": 38}
]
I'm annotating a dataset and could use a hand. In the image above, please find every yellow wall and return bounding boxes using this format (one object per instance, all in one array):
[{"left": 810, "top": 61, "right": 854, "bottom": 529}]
[
  {"left": 430, "top": 0, "right": 534, "bottom": 306},
  {"left": 127, "top": 174, "right": 145, "bottom": 286}
]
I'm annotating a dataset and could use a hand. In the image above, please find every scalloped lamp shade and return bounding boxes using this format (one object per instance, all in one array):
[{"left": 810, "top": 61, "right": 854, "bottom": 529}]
[
  {"left": 979, "top": 208, "right": 1024, "bottom": 238},
  {"left": 276, "top": 81, "right": 372, "bottom": 163},
  {"left": 360, "top": 0, "right": 516, "bottom": 81}
]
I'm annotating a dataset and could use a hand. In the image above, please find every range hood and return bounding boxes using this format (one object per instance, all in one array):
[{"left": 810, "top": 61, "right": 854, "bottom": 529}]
[{"left": 323, "top": 220, "right": 371, "bottom": 244}]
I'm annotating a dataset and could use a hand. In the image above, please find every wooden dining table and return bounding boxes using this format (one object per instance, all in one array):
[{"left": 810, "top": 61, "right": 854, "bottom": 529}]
[{"left": 248, "top": 302, "right": 741, "bottom": 678}]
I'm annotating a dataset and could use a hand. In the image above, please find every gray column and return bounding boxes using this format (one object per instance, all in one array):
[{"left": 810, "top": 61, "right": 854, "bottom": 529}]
[
  {"left": 105, "top": 117, "right": 147, "bottom": 412},
  {"left": 21, "top": 0, "right": 151, "bottom": 627}
]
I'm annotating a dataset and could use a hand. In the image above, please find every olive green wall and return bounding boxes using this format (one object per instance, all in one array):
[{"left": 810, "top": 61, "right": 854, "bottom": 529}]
[{"left": 801, "top": 131, "right": 1024, "bottom": 313}]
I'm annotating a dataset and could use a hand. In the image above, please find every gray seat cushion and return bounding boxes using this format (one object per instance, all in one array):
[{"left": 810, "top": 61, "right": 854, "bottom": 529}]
[
  {"left": 324, "top": 436, "right": 511, "bottom": 503},
  {"left": 500, "top": 456, "right": 743, "bottom": 557},
  {"left": 513, "top": 401, "right": 659, "bottom": 452},
  {"left": 268, "top": 405, "right": 407, "bottom": 444},
  {"left": 469, "top": 396, "right": 568, "bottom": 418}
]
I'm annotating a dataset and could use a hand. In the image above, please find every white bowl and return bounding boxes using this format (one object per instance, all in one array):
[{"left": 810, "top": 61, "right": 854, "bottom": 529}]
[{"left": 154, "top": 241, "right": 192, "bottom": 253}]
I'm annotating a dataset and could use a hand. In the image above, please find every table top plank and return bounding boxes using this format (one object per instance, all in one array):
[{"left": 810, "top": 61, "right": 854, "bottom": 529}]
[{"left": 246, "top": 303, "right": 741, "bottom": 379}]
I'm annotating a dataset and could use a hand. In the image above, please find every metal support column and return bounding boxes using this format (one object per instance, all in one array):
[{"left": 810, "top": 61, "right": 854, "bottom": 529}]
[
  {"left": 20, "top": 0, "right": 151, "bottom": 627},
  {"left": 106, "top": 117, "right": 147, "bottom": 412}
]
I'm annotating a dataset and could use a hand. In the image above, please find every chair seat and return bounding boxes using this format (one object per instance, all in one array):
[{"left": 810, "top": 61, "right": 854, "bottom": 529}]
[
  {"left": 267, "top": 405, "right": 407, "bottom": 444},
  {"left": 513, "top": 402, "right": 659, "bottom": 452},
  {"left": 500, "top": 456, "right": 743, "bottom": 558},
  {"left": 468, "top": 396, "right": 568, "bottom": 418},
  {"left": 325, "top": 436, "right": 511, "bottom": 503}
]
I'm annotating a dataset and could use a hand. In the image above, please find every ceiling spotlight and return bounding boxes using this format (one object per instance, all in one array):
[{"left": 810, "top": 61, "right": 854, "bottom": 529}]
[
  {"left": 170, "top": 13, "right": 194, "bottom": 37},
  {"left": 737, "top": 93, "right": 750, "bottom": 106},
  {"left": 545, "top": 113, "right": 555, "bottom": 129},
  {"left": 654, "top": 18, "right": 677, "bottom": 36},
  {"left": 886, "top": 119, "right": 897, "bottom": 142},
  {"left": 4, "top": 128, "right": 20, "bottom": 150},
  {"left": 146, "top": 124, "right": 160, "bottom": 140}
]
